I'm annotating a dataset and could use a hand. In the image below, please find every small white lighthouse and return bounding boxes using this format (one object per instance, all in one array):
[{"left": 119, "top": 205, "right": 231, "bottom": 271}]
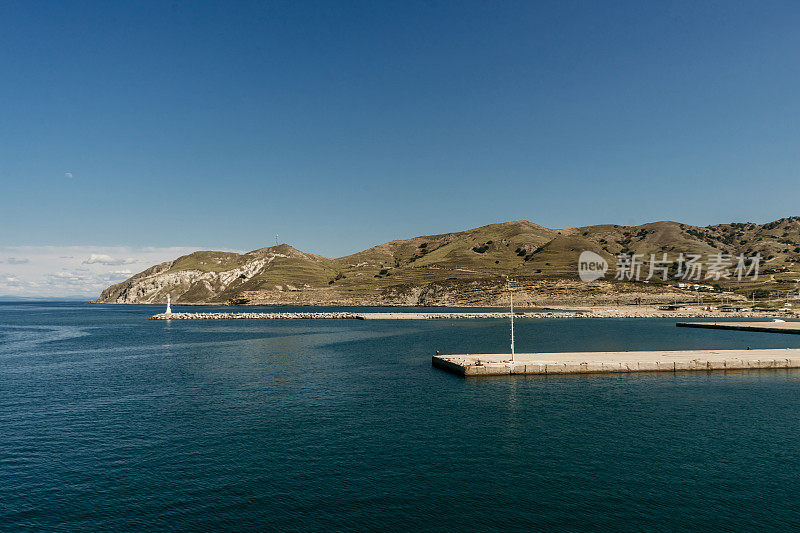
[{"left": 165, "top": 294, "right": 172, "bottom": 315}]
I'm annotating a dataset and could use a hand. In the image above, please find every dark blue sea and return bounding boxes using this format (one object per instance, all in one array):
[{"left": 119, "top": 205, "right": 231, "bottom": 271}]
[{"left": 2, "top": 302, "right": 799, "bottom": 531}]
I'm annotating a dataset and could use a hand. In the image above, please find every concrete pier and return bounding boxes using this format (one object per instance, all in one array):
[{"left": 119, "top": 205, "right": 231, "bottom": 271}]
[
  {"left": 676, "top": 321, "right": 800, "bottom": 334},
  {"left": 432, "top": 349, "right": 800, "bottom": 377}
]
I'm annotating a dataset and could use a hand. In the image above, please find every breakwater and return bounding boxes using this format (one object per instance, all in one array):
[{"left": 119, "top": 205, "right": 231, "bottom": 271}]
[
  {"left": 149, "top": 309, "right": 797, "bottom": 320},
  {"left": 149, "top": 311, "right": 585, "bottom": 320},
  {"left": 150, "top": 312, "right": 364, "bottom": 320}
]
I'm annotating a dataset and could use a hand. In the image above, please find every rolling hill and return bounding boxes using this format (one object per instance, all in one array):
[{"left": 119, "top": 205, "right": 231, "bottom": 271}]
[{"left": 95, "top": 217, "right": 800, "bottom": 306}]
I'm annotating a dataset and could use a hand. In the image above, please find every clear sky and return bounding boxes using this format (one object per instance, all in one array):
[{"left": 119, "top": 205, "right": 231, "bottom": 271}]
[{"left": 2, "top": 1, "right": 800, "bottom": 296}]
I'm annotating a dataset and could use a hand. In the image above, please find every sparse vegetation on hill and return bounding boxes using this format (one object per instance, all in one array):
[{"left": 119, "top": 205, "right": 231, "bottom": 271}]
[{"left": 95, "top": 218, "right": 800, "bottom": 306}]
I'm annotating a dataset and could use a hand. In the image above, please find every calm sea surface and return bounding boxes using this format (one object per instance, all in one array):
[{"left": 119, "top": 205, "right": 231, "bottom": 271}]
[{"left": 2, "top": 302, "right": 799, "bottom": 531}]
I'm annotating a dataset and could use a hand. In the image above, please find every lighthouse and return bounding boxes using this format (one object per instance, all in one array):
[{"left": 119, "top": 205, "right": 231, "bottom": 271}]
[{"left": 165, "top": 294, "right": 172, "bottom": 315}]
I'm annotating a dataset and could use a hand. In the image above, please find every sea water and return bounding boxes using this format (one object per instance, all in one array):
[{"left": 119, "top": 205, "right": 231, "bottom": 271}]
[{"left": 1, "top": 302, "right": 799, "bottom": 531}]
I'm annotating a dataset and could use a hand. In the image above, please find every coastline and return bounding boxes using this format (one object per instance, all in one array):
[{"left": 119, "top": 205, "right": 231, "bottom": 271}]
[{"left": 147, "top": 305, "right": 800, "bottom": 320}]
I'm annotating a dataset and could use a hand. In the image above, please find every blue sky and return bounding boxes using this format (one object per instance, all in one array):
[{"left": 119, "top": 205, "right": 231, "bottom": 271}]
[{"left": 2, "top": 1, "right": 800, "bottom": 295}]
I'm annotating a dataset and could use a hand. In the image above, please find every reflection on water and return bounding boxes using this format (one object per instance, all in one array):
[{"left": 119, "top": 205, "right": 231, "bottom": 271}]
[{"left": 0, "top": 325, "right": 91, "bottom": 354}]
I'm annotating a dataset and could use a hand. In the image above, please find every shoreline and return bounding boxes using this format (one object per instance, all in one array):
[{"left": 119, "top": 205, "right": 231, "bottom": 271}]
[{"left": 149, "top": 306, "right": 800, "bottom": 320}]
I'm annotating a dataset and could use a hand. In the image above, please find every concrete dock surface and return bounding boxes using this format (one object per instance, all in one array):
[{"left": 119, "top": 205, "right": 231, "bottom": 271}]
[
  {"left": 432, "top": 348, "right": 800, "bottom": 377},
  {"left": 677, "top": 321, "right": 800, "bottom": 334}
]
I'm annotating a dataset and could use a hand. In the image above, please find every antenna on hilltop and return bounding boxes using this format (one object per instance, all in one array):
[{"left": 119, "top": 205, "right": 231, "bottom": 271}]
[
  {"left": 506, "top": 277, "right": 517, "bottom": 363},
  {"left": 275, "top": 234, "right": 279, "bottom": 246}
]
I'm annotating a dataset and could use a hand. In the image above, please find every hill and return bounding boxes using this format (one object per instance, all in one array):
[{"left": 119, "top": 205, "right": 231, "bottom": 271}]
[{"left": 95, "top": 218, "right": 800, "bottom": 306}]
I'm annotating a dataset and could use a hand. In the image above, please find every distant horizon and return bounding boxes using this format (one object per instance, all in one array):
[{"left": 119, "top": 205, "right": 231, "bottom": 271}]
[{"left": 0, "top": 296, "right": 95, "bottom": 302}]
